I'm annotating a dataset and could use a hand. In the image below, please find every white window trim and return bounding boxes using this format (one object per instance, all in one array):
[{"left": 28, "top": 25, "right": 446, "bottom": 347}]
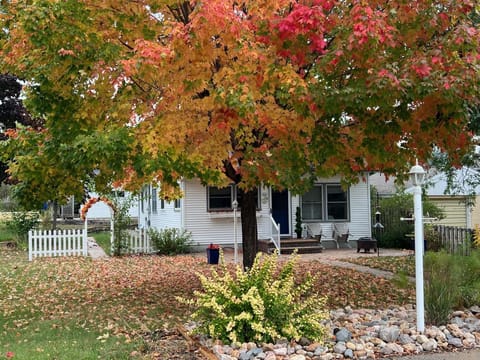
[
  {"left": 174, "top": 198, "right": 181, "bottom": 211},
  {"left": 301, "top": 183, "right": 350, "bottom": 222},
  {"left": 207, "top": 185, "right": 261, "bottom": 212}
]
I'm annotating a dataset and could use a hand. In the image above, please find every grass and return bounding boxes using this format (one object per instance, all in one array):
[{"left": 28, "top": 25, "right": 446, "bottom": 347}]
[
  {"left": 0, "top": 249, "right": 415, "bottom": 359},
  {"left": 1, "top": 319, "right": 143, "bottom": 360},
  {"left": 0, "top": 222, "right": 16, "bottom": 243},
  {"left": 90, "top": 231, "right": 112, "bottom": 256}
]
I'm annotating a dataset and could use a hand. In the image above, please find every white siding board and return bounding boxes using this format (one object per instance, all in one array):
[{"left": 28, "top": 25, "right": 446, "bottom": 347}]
[
  {"left": 292, "top": 176, "right": 371, "bottom": 241},
  {"left": 146, "top": 175, "right": 372, "bottom": 246},
  {"left": 348, "top": 179, "right": 372, "bottom": 239},
  {"left": 471, "top": 195, "right": 480, "bottom": 228},
  {"left": 86, "top": 192, "right": 138, "bottom": 219},
  {"left": 139, "top": 186, "right": 181, "bottom": 229},
  {"left": 183, "top": 180, "right": 272, "bottom": 246}
]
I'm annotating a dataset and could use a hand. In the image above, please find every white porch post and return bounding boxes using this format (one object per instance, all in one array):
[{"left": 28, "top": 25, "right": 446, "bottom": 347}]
[
  {"left": 110, "top": 208, "right": 115, "bottom": 255},
  {"left": 233, "top": 199, "right": 239, "bottom": 264}
]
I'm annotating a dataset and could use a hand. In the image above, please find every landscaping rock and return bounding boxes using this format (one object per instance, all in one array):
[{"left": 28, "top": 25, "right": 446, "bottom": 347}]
[
  {"left": 195, "top": 307, "right": 480, "bottom": 359},
  {"left": 335, "top": 327, "right": 352, "bottom": 342},
  {"left": 379, "top": 326, "right": 400, "bottom": 342}
]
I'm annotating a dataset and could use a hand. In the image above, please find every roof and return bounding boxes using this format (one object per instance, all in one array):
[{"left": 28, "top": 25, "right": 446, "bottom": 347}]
[{"left": 408, "top": 167, "right": 480, "bottom": 197}]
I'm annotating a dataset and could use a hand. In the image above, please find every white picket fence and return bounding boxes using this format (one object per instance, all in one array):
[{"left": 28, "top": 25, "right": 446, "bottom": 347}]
[
  {"left": 121, "top": 228, "right": 152, "bottom": 254},
  {"left": 28, "top": 229, "right": 87, "bottom": 261},
  {"left": 28, "top": 227, "right": 152, "bottom": 261}
]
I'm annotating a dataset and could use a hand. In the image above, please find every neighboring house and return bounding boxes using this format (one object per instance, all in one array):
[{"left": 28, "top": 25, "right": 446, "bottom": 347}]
[
  {"left": 406, "top": 168, "right": 480, "bottom": 229},
  {"left": 138, "top": 175, "right": 373, "bottom": 249},
  {"left": 61, "top": 191, "right": 139, "bottom": 220}
]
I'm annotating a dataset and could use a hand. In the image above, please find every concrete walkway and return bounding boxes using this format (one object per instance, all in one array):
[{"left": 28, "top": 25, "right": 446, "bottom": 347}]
[
  {"left": 196, "top": 247, "right": 415, "bottom": 280},
  {"left": 87, "top": 237, "right": 108, "bottom": 259}
]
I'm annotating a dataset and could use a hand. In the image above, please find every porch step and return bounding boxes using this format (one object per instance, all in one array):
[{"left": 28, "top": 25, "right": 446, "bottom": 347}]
[{"left": 258, "top": 238, "right": 323, "bottom": 255}]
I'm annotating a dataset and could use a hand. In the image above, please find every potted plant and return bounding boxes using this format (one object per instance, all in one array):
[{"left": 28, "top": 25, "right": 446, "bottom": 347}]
[
  {"left": 206, "top": 243, "right": 220, "bottom": 264},
  {"left": 295, "top": 207, "right": 302, "bottom": 239}
]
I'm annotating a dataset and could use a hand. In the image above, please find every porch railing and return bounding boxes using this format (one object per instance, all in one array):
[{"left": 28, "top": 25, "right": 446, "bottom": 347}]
[{"left": 269, "top": 214, "right": 281, "bottom": 254}]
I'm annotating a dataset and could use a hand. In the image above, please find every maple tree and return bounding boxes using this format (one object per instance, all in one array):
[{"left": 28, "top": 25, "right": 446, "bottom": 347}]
[{"left": 0, "top": 0, "right": 479, "bottom": 268}]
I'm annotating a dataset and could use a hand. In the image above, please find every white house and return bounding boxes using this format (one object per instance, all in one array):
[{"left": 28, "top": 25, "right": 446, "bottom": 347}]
[
  {"left": 138, "top": 175, "right": 373, "bottom": 248},
  {"left": 61, "top": 191, "right": 139, "bottom": 220}
]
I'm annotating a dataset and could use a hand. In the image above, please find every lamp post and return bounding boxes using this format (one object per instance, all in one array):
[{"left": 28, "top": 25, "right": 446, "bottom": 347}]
[
  {"left": 232, "top": 199, "right": 239, "bottom": 264},
  {"left": 409, "top": 160, "right": 426, "bottom": 333},
  {"left": 373, "top": 209, "right": 383, "bottom": 257}
]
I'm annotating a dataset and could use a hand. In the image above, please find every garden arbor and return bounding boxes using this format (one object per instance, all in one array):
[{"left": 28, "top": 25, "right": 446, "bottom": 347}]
[{"left": 81, "top": 197, "right": 116, "bottom": 254}]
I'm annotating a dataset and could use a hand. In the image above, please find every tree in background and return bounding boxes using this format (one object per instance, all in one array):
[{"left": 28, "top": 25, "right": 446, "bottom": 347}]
[
  {"left": 1, "top": 1, "right": 478, "bottom": 268},
  {"left": 0, "top": 73, "right": 43, "bottom": 184}
]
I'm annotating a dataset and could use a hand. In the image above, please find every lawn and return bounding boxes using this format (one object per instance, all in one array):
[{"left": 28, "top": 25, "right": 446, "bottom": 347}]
[
  {"left": 90, "top": 231, "right": 112, "bottom": 256},
  {"left": 0, "top": 222, "right": 15, "bottom": 243},
  {"left": 0, "top": 249, "right": 415, "bottom": 359}
]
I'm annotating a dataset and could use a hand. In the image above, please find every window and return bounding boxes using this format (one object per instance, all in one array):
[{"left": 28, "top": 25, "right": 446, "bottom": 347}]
[
  {"left": 174, "top": 198, "right": 181, "bottom": 210},
  {"left": 112, "top": 190, "right": 125, "bottom": 198},
  {"left": 152, "top": 188, "right": 158, "bottom": 214},
  {"left": 208, "top": 186, "right": 233, "bottom": 210},
  {"left": 326, "top": 184, "right": 348, "bottom": 220},
  {"left": 301, "top": 185, "right": 323, "bottom": 221},
  {"left": 160, "top": 199, "right": 165, "bottom": 209},
  {"left": 301, "top": 183, "right": 349, "bottom": 221},
  {"left": 207, "top": 185, "right": 260, "bottom": 211}
]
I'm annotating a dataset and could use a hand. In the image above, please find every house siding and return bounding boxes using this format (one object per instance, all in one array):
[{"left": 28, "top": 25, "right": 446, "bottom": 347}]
[
  {"left": 85, "top": 192, "right": 138, "bottom": 220},
  {"left": 143, "top": 174, "right": 372, "bottom": 247},
  {"left": 183, "top": 180, "right": 272, "bottom": 246},
  {"left": 294, "top": 176, "right": 372, "bottom": 242},
  {"left": 430, "top": 196, "right": 469, "bottom": 228},
  {"left": 139, "top": 186, "right": 182, "bottom": 229},
  {"left": 471, "top": 196, "right": 480, "bottom": 228}
]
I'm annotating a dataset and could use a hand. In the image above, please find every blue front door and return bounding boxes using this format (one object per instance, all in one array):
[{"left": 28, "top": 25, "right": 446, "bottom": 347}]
[{"left": 271, "top": 190, "right": 290, "bottom": 236}]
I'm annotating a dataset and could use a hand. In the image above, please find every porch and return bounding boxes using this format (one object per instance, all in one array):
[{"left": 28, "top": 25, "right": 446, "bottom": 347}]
[
  {"left": 257, "top": 237, "right": 378, "bottom": 255},
  {"left": 216, "top": 246, "right": 411, "bottom": 265}
]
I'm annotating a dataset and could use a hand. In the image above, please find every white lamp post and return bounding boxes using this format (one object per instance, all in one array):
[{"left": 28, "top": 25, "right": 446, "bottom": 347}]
[
  {"left": 232, "top": 199, "right": 239, "bottom": 264},
  {"left": 409, "top": 160, "right": 426, "bottom": 333}
]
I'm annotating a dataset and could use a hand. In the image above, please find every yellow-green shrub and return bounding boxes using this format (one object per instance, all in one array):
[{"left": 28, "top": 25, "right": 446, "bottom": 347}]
[{"left": 188, "top": 251, "right": 328, "bottom": 344}]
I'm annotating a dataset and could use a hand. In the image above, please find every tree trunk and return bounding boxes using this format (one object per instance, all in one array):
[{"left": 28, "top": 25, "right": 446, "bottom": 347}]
[
  {"left": 52, "top": 200, "right": 58, "bottom": 230},
  {"left": 241, "top": 189, "right": 258, "bottom": 269}
]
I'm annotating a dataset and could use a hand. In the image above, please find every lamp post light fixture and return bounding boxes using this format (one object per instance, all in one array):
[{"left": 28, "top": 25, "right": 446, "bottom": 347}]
[
  {"left": 409, "top": 160, "right": 426, "bottom": 333},
  {"left": 232, "top": 199, "right": 239, "bottom": 264}
]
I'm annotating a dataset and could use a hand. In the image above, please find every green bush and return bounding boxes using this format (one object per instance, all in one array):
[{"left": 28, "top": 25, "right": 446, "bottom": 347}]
[
  {"left": 187, "top": 251, "right": 328, "bottom": 344},
  {"left": 424, "top": 250, "right": 480, "bottom": 325},
  {"left": 6, "top": 211, "right": 39, "bottom": 248},
  {"left": 424, "top": 224, "right": 444, "bottom": 252},
  {"left": 295, "top": 207, "right": 302, "bottom": 239},
  {"left": 372, "top": 190, "right": 444, "bottom": 249},
  {"left": 149, "top": 227, "right": 193, "bottom": 255},
  {"left": 424, "top": 251, "right": 461, "bottom": 325},
  {"left": 456, "top": 250, "right": 480, "bottom": 308}
]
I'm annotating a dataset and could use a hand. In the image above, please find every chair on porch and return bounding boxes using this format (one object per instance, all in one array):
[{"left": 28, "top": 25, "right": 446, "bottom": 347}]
[
  {"left": 332, "top": 223, "right": 350, "bottom": 249},
  {"left": 301, "top": 223, "right": 323, "bottom": 242}
]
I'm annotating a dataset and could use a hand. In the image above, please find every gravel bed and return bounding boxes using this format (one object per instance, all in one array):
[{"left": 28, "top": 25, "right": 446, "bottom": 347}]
[{"left": 185, "top": 305, "right": 480, "bottom": 359}]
